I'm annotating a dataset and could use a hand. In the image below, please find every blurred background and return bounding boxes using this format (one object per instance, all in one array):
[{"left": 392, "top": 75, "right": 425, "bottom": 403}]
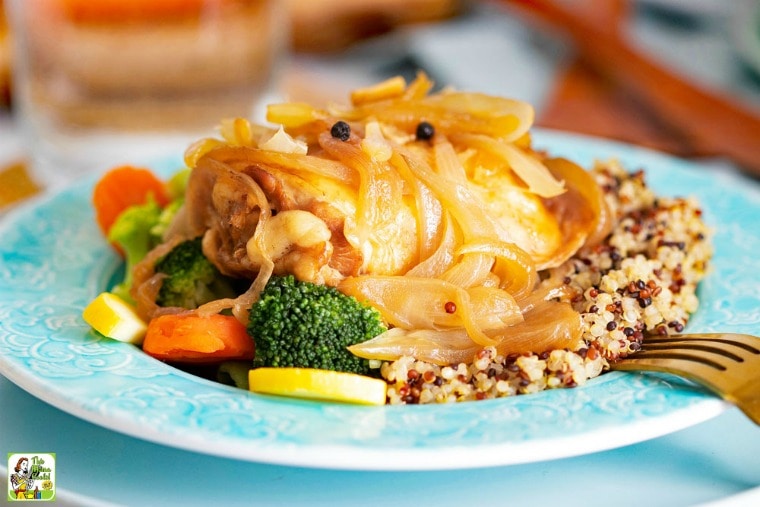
[
  {"left": 1, "top": 5, "right": 759, "bottom": 506},
  {"left": 1, "top": 0, "right": 760, "bottom": 207}
]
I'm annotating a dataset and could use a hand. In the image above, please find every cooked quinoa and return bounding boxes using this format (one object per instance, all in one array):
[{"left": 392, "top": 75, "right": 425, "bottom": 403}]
[{"left": 381, "top": 160, "right": 713, "bottom": 404}]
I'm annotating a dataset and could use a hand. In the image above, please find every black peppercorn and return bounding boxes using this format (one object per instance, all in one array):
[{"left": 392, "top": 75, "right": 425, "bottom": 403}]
[
  {"left": 330, "top": 121, "right": 351, "bottom": 141},
  {"left": 415, "top": 121, "right": 435, "bottom": 141}
]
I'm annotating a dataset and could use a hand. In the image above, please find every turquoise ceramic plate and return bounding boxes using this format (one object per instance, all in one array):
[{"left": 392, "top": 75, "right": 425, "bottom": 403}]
[{"left": 1, "top": 131, "right": 757, "bottom": 471}]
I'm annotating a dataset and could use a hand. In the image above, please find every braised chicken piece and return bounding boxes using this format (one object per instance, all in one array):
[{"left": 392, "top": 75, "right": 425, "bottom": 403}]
[{"left": 134, "top": 73, "right": 611, "bottom": 360}]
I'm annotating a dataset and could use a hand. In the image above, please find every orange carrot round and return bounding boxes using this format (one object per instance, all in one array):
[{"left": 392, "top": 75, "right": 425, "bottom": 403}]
[
  {"left": 93, "top": 165, "right": 170, "bottom": 237},
  {"left": 143, "top": 313, "right": 255, "bottom": 364}
]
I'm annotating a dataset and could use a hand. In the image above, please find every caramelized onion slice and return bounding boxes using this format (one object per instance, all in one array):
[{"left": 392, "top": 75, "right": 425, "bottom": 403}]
[
  {"left": 404, "top": 211, "right": 458, "bottom": 279},
  {"left": 532, "top": 157, "right": 613, "bottom": 270},
  {"left": 467, "top": 286, "right": 524, "bottom": 332},
  {"left": 452, "top": 133, "right": 565, "bottom": 198},
  {"left": 130, "top": 235, "right": 186, "bottom": 320},
  {"left": 349, "top": 327, "right": 479, "bottom": 366},
  {"left": 439, "top": 252, "right": 494, "bottom": 288},
  {"left": 493, "top": 300, "right": 583, "bottom": 356},
  {"left": 457, "top": 240, "right": 538, "bottom": 300},
  {"left": 400, "top": 144, "right": 505, "bottom": 244},
  {"left": 339, "top": 275, "right": 470, "bottom": 330},
  {"left": 392, "top": 152, "right": 445, "bottom": 268},
  {"left": 348, "top": 299, "right": 581, "bottom": 366},
  {"left": 543, "top": 157, "right": 613, "bottom": 248},
  {"left": 338, "top": 275, "right": 522, "bottom": 346},
  {"left": 319, "top": 132, "right": 404, "bottom": 248},
  {"left": 333, "top": 92, "right": 533, "bottom": 141}
]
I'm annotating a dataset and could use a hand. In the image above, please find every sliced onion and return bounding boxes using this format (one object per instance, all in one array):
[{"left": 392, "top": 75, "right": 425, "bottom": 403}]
[
  {"left": 493, "top": 300, "right": 583, "bottom": 356},
  {"left": 456, "top": 240, "right": 537, "bottom": 300},
  {"left": 403, "top": 71, "right": 435, "bottom": 100},
  {"left": 452, "top": 133, "right": 565, "bottom": 198},
  {"left": 174, "top": 76, "right": 599, "bottom": 360},
  {"left": 337, "top": 91, "right": 534, "bottom": 141},
  {"left": 439, "top": 252, "right": 494, "bottom": 288},
  {"left": 339, "top": 275, "right": 467, "bottom": 330},
  {"left": 404, "top": 211, "right": 458, "bottom": 278},
  {"left": 517, "top": 277, "right": 575, "bottom": 314},
  {"left": 339, "top": 275, "right": 521, "bottom": 346},
  {"left": 542, "top": 157, "right": 612, "bottom": 248},
  {"left": 319, "top": 132, "right": 404, "bottom": 255},
  {"left": 218, "top": 117, "right": 274, "bottom": 147},
  {"left": 184, "top": 137, "right": 224, "bottom": 168},
  {"left": 130, "top": 235, "right": 186, "bottom": 320},
  {"left": 348, "top": 327, "right": 479, "bottom": 366},
  {"left": 361, "top": 121, "right": 393, "bottom": 162},
  {"left": 350, "top": 76, "right": 407, "bottom": 106},
  {"left": 348, "top": 300, "right": 579, "bottom": 365},
  {"left": 196, "top": 261, "right": 273, "bottom": 325},
  {"left": 260, "top": 126, "right": 308, "bottom": 155},
  {"left": 266, "top": 102, "right": 322, "bottom": 128},
  {"left": 401, "top": 143, "right": 504, "bottom": 243},
  {"left": 199, "top": 145, "right": 358, "bottom": 187},
  {"left": 466, "top": 285, "right": 523, "bottom": 332},
  {"left": 391, "top": 152, "right": 444, "bottom": 266}
]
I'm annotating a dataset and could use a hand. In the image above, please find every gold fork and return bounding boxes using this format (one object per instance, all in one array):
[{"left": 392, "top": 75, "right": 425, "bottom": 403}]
[{"left": 610, "top": 333, "right": 760, "bottom": 425}]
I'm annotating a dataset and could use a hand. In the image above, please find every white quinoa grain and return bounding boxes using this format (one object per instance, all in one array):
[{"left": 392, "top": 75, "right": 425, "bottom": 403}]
[{"left": 381, "top": 160, "right": 712, "bottom": 404}]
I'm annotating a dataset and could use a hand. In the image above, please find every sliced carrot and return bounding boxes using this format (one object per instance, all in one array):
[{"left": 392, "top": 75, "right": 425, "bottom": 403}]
[
  {"left": 143, "top": 313, "right": 255, "bottom": 364},
  {"left": 93, "top": 165, "right": 170, "bottom": 237}
]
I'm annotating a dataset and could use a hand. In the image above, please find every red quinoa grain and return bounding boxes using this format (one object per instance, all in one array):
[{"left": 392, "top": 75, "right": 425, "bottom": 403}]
[{"left": 381, "top": 160, "right": 711, "bottom": 404}]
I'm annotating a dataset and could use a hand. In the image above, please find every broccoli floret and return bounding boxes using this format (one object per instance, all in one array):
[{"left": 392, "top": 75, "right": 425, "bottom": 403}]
[
  {"left": 104, "top": 168, "right": 190, "bottom": 303},
  {"left": 154, "top": 237, "right": 239, "bottom": 309},
  {"left": 108, "top": 198, "right": 164, "bottom": 303},
  {"left": 151, "top": 168, "right": 190, "bottom": 240},
  {"left": 248, "top": 275, "right": 387, "bottom": 376},
  {"left": 149, "top": 198, "right": 183, "bottom": 241},
  {"left": 165, "top": 167, "right": 191, "bottom": 201}
]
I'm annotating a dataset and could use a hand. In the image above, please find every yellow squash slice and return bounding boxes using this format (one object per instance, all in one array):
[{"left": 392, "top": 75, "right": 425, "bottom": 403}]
[
  {"left": 248, "top": 367, "right": 387, "bottom": 405},
  {"left": 83, "top": 292, "right": 147, "bottom": 345}
]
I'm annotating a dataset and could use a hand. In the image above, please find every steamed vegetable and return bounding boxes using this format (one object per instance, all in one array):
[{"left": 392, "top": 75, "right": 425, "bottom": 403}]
[
  {"left": 154, "top": 237, "right": 239, "bottom": 309},
  {"left": 247, "top": 275, "right": 387, "bottom": 376},
  {"left": 107, "top": 198, "right": 164, "bottom": 303},
  {"left": 82, "top": 292, "right": 148, "bottom": 344},
  {"left": 249, "top": 367, "right": 388, "bottom": 405},
  {"left": 142, "top": 313, "right": 254, "bottom": 363},
  {"left": 93, "top": 165, "right": 170, "bottom": 238}
]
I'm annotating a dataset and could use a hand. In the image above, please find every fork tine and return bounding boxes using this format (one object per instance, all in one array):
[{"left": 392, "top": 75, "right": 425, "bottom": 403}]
[
  {"left": 638, "top": 340, "right": 749, "bottom": 363},
  {"left": 612, "top": 355, "right": 731, "bottom": 394},
  {"left": 646, "top": 333, "right": 760, "bottom": 354},
  {"left": 612, "top": 332, "right": 760, "bottom": 425}
]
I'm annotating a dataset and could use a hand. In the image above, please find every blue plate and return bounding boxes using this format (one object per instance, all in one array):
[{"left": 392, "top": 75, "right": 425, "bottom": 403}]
[{"left": 1, "top": 130, "right": 757, "bottom": 470}]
